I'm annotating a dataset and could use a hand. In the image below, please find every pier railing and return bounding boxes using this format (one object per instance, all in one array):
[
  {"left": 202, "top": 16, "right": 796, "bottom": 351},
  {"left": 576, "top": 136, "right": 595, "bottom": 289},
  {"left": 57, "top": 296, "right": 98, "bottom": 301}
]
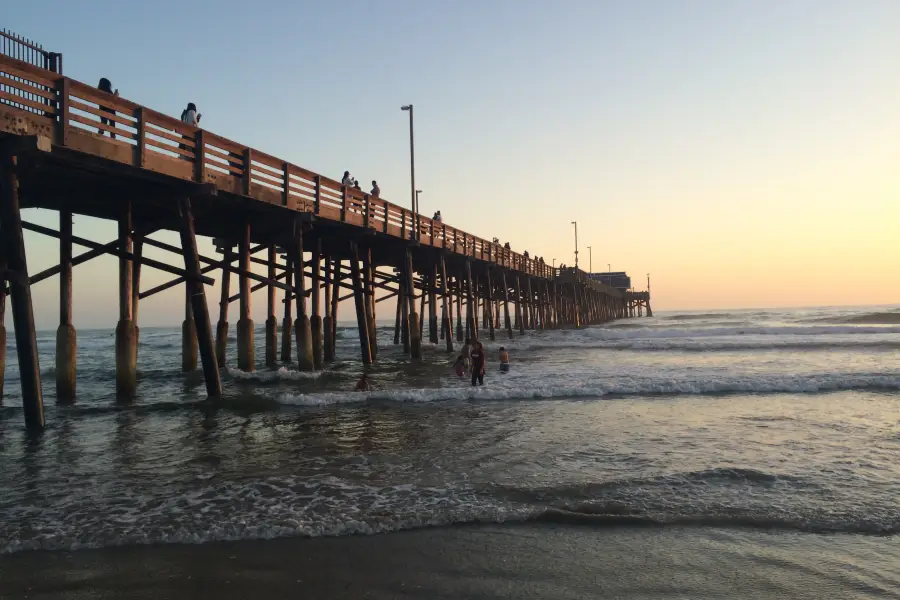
[{"left": 0, "top": 54, "right": 559, "bottom": 279}]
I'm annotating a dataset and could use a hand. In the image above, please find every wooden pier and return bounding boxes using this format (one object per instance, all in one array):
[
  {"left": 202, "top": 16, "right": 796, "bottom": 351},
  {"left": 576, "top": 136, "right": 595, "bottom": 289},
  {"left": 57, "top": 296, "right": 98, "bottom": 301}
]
[{"left": 0, "top": 50, "right": 650, "bottom": 430}]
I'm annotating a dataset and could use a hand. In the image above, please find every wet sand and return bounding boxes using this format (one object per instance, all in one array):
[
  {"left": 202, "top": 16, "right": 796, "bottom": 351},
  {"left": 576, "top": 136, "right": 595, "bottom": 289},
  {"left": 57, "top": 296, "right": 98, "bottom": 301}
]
[{"left": 2, "top": 524, "right": 896, "bottom": 599}]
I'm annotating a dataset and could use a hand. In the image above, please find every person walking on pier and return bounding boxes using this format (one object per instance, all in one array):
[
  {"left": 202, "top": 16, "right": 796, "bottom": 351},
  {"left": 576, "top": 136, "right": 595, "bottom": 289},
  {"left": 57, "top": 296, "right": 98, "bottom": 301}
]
[
  {"left": 371, "top": 181, "right": 380, "bottom": 197},
  {"left": 470, "top": 340, "right": 486, "bottom": 386},
  {"left": 97, "top": 78, "right": 119, "bottom": 139}
]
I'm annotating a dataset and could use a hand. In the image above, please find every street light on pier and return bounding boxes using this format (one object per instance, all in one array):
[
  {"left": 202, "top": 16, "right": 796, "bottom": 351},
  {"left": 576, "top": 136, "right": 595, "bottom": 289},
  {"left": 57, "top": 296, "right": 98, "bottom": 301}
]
[
  {"left": 587, "top": 246, "right": 592, "bottom": 275},
  {"left": 400, "top": 104, "right": 417, "bottom": 239},
  {"left": 571, "top": 221, "right": 578, "bottom": 269}
]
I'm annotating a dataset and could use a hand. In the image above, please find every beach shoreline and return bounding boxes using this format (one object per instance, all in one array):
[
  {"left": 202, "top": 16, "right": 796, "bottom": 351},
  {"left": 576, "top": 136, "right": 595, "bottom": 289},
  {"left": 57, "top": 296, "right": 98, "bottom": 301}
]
[{"left": 2, "top": 523, "right": 897, "bottom": 599}]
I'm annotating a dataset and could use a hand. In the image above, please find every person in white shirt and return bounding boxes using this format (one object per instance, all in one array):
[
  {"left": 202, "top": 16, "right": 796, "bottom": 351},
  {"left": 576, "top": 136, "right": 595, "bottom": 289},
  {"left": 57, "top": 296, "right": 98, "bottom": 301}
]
[
  {"left": 342, "top": 171, "right": 354, "bottom": 186},
  {"left": 180, "top": 103, "right": 201, "bottom": 127}
]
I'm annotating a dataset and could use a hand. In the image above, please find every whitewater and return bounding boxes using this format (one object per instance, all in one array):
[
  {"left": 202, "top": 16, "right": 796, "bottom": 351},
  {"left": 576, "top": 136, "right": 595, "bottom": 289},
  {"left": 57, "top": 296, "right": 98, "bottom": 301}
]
[{"left": 1, "top": 304, "right": 899, "bottom": 554}]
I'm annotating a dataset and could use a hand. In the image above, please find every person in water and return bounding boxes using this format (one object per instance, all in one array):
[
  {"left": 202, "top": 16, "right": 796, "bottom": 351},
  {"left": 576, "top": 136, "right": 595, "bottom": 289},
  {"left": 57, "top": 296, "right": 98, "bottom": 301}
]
[
  {"left": 498, "top": 347, "right": 510, "bottom": 372},
  {"left": 460, "top": 338, "right": 472, "bottom": 372},
  {"left": 453, "top": 355, "right": 466, "bottom": 377},
  {"left": 470, "top": 340, "right": 485, "bottom": 386},
  {"left": 354, "top": 373, "right": 373, "bottom": 391}
]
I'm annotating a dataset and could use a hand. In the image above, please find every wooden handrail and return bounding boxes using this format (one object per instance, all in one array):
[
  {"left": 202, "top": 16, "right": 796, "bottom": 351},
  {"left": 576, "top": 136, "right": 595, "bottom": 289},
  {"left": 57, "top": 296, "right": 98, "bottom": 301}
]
[{"left": 0, "top": 53, "right": 562, "bottom": 282}]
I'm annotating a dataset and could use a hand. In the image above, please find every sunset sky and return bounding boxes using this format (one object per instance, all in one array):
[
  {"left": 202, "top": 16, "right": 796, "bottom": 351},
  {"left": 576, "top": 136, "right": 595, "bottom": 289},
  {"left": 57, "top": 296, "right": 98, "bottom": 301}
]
[{"left": 5, "top": 0, "right": 900, "bottom": 329}]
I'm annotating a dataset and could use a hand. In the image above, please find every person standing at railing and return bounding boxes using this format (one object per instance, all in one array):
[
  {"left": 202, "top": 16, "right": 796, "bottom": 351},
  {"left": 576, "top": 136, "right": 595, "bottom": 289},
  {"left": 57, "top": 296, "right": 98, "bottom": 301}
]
[
  {"left": 433, "top": 210, "right": 442, "bottom": 222},
  {"left": 342, "top": 171, "right": 354, "bottom": 186},
  {"left": 371, "top": 181, "right": 380, "bottom": 197},
  {"left": 97, "top": 78, "right": 119, "bottom": 139},
  {"left": 180, "top": 103, "right": 201, "bottom": 127},
  {"left": 179, "top": 103, "right": 201, "bottom": 158}
]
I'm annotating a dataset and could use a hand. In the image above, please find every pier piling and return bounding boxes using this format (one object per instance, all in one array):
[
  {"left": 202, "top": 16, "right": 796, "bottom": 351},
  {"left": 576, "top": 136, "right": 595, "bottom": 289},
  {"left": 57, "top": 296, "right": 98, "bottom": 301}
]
[
  {"left": 215, "top": 245, "right": 231, "bottom": 368},
  {"left": 406, "top": 250, "right": 422, "bottom": 359},
  {"left": 323, "top": 255, "right": 334, "bottom": 362},
  {"left": 0, "top": 153, "right": 43, "bottom": 427},
  {"left": 310, "top": 240, "right": 323, "bottom": 369},
  {"left": 280, "top": 256, "right": 293, "bottom": 363},
  {"left": 350, "top": 243, "right": 372, "bottom": 365},
  {"left": 56, "top": 210, "right": 76, "bottom": 401},
  {"left": 293, "top": 224, "right": 314, "bottom": 371},
  {"left": 177, "top": 196, "right": 221, "bottom": 397},
  {"left": 115, "top": 203, "right": 138, "bottom": 398},
  {"left": 236, "top": 224, "right": 255, "bottom": 371},
  {"left": 266, "top": 245, "right": 279, "bottom": 367},
  {"left": 182, "top": 287, "right": 198, "bottom": 372}
]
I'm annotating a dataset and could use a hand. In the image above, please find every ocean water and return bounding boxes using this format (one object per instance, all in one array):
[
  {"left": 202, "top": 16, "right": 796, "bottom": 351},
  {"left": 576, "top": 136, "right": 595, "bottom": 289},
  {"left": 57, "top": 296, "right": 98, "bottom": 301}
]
[{"left": 2, "top": 305, "right": 900, "bottom": 594}]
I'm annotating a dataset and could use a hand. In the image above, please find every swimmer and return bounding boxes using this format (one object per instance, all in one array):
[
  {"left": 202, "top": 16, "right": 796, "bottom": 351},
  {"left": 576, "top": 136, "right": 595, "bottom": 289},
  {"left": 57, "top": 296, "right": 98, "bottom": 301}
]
[
  {"left": 354, "top": 373, "right": 373, "bottom": 391},
  {"left": 460, "top": 338, "right": 473, "bottom": 372},
  {"left": 498, "top": 347, "right": 510, "bottom": 372},
  {"left": 453, "top": 355, "right": 467, "bottom": 377},
  {"left": 470, "top": 340, "right": 486, "bottom": 386}
]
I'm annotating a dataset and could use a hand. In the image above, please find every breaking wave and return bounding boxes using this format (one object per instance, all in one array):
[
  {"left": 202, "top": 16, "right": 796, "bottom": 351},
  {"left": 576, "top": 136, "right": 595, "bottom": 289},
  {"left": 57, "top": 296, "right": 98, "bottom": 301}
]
[
  {"left": 271, "top": 372, "right": 900, "bottom": 407},
  {"left": 804, "top": 311, "right": 900, "bottom": 325},
  {"left": 4, "top": 467, "right": 898, "bottom": 554}
]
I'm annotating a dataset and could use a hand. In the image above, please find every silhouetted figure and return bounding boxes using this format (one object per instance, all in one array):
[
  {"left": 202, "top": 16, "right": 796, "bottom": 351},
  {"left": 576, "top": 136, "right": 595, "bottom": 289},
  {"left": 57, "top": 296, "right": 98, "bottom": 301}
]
[
  {"left": 180, "top": 102, "right": 201, "bottom": 127},
  {"left": 433, "top": 210, "right": 442, "bottom": 222},
  {"left": 355, "top": 373, "right": 373, "bottom": 391},
  {"left": 179, "top": 103, "right": 201, "bottom": 157},
  {"left": 97, "top": 78, "right": 119, "bottom": 139},
  {"left": 371, "top": 181, "right": 380, "bottom": 196},
  {"left": 504, "top": 242, "right": 511, "bottom": 249}
]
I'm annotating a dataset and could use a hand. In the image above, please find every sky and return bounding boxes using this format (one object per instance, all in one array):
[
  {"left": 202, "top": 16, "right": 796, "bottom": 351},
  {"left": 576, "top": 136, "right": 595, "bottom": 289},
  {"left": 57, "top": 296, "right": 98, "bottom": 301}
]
[{"left": 4, "top": 0, "right": 900, "bottom": 329}]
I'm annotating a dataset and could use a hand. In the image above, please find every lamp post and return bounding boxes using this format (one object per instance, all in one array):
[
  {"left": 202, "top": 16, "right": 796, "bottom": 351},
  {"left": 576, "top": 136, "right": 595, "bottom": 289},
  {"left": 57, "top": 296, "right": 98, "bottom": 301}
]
[
  {"left": 416, "top": 189, "right": 422, "bottom": 214},
  {"left": 401, "top": 104, "right": 416, "bottom": 238},
  {"left": 587, "top": 246, "right": 592, "bottom": 275},
  {"left": 647, "top": 273, "right": 651, "bottom": 295},
  {"left": 571, "top": 221, "right": 578, "bottom": 269}
]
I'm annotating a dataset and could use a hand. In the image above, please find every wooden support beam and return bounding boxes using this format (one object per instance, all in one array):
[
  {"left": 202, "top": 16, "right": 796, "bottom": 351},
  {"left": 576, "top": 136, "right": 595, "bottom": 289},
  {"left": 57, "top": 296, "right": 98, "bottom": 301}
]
[
  {"left": 115, "top": 202, "right": 138, "bottom": 398},
  {"left": 265, "top": 245, "right": 278, "bottom": 367},
  {"left": 311, "top": 238, "right": 323, "bottom": 369},
  {"left": 330, "top": 259, "right": 341, "bottom": 358},
  {"left": 0, "top": 154, "right": 44, "bottom": 429},
  {"left": 56, "top": 209, "right": 76, "bottom": 401},
  {"left": 21, "top": 221, "right": 214, "bottom": 286},
  {"left": 323, "top": 255, "right": 334, "bottom": 362},
  {"left": 406, "top": 249, "right": 421, "bottom": 359},
  {"left": 178, "top": 197, "right": 221, "bottom": 396},
  {"left": 486, "top": 268, "right": 495, "bottom": 341},
  {"left": 280, "top": 256, "right": 293, "bottom": 363},
  {"left": 440, "top": 255, "right": 453, "bottom": 353},
  {"left": 362, "top": 246, "right": 377, "bottom": 361},
  {"left": 465, "top": 261, "right": 477, "bottom": 342},
  {"left": 293, "top": 221, "right": 314, "bottom": 371},
  {"left": 141, "top": 236, "right": 290, "bottom": 295},
  {"left": 429, "top": 262, "right": 438, "bottom": 344},
  {"left": 350, "top": 242, "right": 372, "bottom": 365},
  {"left": 215, "top": 246, "right": 232, "bottom": 368},
  {"left": 236, "top": 223, "right": 255, "bottom": 371}
]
